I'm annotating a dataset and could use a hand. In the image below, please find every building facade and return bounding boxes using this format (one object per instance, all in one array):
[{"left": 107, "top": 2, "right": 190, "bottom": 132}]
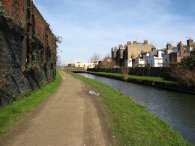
[
  {"left": 162, "top": 39, "right": 194, "bottom": 66},
  {"left": 123, "top": 40, "right": 154, "bottom": 67},
  {"left": 145, "top": 50, "right": 163, "bottom": 67},
  {"left": 111, "top": 40, "right": 155, "bottom": 67}
]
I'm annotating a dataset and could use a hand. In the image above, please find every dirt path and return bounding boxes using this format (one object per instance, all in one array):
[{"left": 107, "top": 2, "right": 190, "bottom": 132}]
[{"left": 0, "top": 71, "right": 112, "bottom": 146}]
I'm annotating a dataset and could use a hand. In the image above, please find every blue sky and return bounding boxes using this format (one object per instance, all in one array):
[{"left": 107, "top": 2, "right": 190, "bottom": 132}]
[{"left": 34, "top": 0, "right": 195, "bottom": 64}]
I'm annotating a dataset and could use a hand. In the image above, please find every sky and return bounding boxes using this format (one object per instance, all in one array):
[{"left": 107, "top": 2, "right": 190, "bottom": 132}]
[{"left": 34, "top": 0, "right": 195, "bottom": 64}]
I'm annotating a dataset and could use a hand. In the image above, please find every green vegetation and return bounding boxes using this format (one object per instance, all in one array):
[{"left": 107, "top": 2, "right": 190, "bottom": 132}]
[
  {"left": 127, "top": 74, "right": 175, "bottom": 84},
  {"left": 0, "top": 2, "right": 9, "bottom": 19},
  {"left": 181, "top": 55, "right": 195, "bottom": 69},
  {"left": 88, "top": 71, "right": 176, "bottom": 84},
  {"left": 0, "top": 2, "right": 5, "bottom": 16},
  {"left": 70, "top": 72, "right": 191, "bottom": 146},
  {"left": 0, "top": 71, "right": 62, "bottom": 136}
]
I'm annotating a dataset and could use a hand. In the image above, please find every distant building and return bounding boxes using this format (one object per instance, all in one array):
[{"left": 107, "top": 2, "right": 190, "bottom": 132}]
[
  {"left": 187, "top": 38, "right": 195, "bottom": 55},
  {"left": 64, "top": 62, "right": 97, "bottom": 70},
  {"left": 98, "top": 57, "right": 113, "bottom": 68},
  {"left": 111, "top": 38, "right": 195, "bottom": 68},
  {"left": 163, "top": 43, "right": 177, "bottom": 66},
  {"left": 116, "top": 45, "right": 125, "bottom": 67},
  {"left": 111, "top": 47, "right": 117, "bottom": 66},
  {"left": 66, "top": 63, "right": 75, "bottom": 67},
  {"left": 111, "top": 40, "right": 155, "bottom": 67},
  {"left": 162, "top": 39, "right": 192, "bottom": 66},
  {"left": 103, "top": 56, "right": 112, "bottom": 63},
  {"left": 145, "top": 50, "right": 163, "bottom": 67},
  {"left": 75, "top": 62, "right": 97, "bottom": 70},
  {"left": 134, "top": 52, "right": 148, "bottom": 67},
  {"left": 123, "top": 40, "right": 155, "bottom": 67}
]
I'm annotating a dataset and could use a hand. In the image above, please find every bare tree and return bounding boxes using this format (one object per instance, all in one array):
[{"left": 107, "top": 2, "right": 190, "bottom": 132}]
[
  {"left": 90, "top": 53, "right": 100, "bottom": 63},
  {"left": 105, "top": 53, "right": 110, "bottom": 58}
]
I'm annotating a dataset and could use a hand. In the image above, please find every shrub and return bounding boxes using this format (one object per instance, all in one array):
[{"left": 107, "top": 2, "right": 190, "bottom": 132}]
[{"left": 181, "top": 55, "right": 195, "bottom": 69}]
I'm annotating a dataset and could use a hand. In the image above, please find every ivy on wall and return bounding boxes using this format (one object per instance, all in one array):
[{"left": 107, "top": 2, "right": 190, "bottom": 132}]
[
  {"left": 0, "top": 2, "right": 10, "bottom": 20},
  {"left": 0, "top": 2, "right": 5, "bottom": 16}
]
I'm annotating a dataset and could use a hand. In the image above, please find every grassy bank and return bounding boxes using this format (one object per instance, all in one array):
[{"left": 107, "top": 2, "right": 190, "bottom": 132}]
[
  {"left": 70, "top": 72, "right": 191, "bottom": 146},
  {"left": 0, "top": 71, "right": 62, "bottom": 136},
  {"left": 87, "top": 71, "right": 176, "bottom": 84}
]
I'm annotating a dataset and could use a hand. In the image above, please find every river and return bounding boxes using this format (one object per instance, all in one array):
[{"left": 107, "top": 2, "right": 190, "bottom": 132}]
[{"left": 78, "top": 73, "right": 195, "bottom": 144}]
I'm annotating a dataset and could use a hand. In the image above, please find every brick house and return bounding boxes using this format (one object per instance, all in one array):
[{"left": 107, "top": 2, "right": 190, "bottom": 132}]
[
  {"left": 163, "top": 39, "right": 193, "bottom": 66},
  {"left": 123, "top": 40, "right": 154, "bottom": 67},
  {"left": 111, "top": 40, "right": 155, "bottom": 67},
  {"left": 116, "top": 44, "right": 125, "bottom": 67}
]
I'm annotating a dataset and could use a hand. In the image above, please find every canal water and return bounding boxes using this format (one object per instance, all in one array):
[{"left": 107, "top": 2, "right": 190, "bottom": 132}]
[{"left": 78, "top": 73, "right": 195, "bottom": 144}]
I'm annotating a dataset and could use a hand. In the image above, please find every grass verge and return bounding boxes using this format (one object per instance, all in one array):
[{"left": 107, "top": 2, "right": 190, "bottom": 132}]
[
  {"left": 87, "top": 71, "right": 176, "bottom": 84},
  {"left": 0, "top": 71, "right": 62, "bottom": 136},
  {"left": 70, "top": 72, "right": 191, "bottom": 146}
]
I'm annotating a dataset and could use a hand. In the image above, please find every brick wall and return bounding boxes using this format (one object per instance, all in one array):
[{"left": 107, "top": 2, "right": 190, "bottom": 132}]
[
  {"left": 33, "top": 5, "right": 45, "bottom": 41},
  {"left": 2, "top": 0, "right": 25, "bottom": 26},
  {"left": 48, "top": 30, "right": 56, "bottom": 63},
  {"left": 0, "top": 0, "right": 57, "bottom": 106},
  {"left": 1, "top": 0, "right": 56, "bottom": 45},
  {"left": 1, "top": 0, "right": 57, "bottom": 68}
]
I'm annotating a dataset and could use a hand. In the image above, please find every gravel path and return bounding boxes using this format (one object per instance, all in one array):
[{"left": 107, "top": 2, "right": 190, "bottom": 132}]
[{"left": 0, "top": 71, "right": 112, "bottom": 146}]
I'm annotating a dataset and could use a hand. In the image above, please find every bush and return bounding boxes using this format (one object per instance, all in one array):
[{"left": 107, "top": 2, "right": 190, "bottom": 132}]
[
  {"left": 181, "top": 55, "right": 195, "bottom": 69},
  {"left": 166, "top": 67, "right": 195, "bottom": 87}
]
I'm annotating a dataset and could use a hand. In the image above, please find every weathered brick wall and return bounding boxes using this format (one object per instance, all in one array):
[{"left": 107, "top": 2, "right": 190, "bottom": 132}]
[
  {"left": 1, "top": 0, "right": 57, "bottom": 68},
  {"left": 0, "top": 17, "right": 55, "bottom": 107},
  {"left": 33, "top": 4, "right": 56, "bottom": 68},
  {"left": 0, "top": 17, "right": 30, "bottom": 106},
  {"left": 48, "top": 29, "right": 56, "bottom": 66},
  {"left": 34, "top": 5, "right": 45, "bottom": 41},
  {"left": 1, "top": 0, "right": 25, "bottom": 26},
  {"left": 0, "top": 1, "right": 57, "bottom": 107}
]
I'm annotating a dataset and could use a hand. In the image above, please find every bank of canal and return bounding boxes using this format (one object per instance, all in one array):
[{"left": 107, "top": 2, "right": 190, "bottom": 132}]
[{"left": 78, "top": 73, "right": 195, "bottom": 144}]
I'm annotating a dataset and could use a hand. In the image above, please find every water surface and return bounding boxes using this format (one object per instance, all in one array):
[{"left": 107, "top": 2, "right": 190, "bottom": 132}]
[{"left": 79, "top": 73, "right": 195, "bottom": 144}]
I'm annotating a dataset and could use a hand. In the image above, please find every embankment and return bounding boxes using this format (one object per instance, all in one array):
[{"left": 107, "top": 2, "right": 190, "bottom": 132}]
[
  {"left": 86, "top": 71, "right": 195, "bottom": 94},
  {"left": 70, "top": 72, "right": 192, "bottom": 146}
]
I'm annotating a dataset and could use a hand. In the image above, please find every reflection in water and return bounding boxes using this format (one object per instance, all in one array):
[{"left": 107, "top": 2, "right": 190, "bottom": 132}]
[{"left": 79, "top": 73, "right": 195, "bottom": 144}]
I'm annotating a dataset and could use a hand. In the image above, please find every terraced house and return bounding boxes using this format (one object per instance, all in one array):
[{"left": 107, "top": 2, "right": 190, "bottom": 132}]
[
  {"left": 163, "top": 38, "right": 195, "bottom": 67},
  {"left": 111, "top": 40, "right": 155, "bottom": 67},
  {"left": 111, "top": 38, "right": 195, "bottom": 68}
]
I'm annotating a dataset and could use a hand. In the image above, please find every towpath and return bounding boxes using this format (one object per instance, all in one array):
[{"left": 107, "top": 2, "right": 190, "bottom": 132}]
[{"left": 0, "top": 71, "right": 111, "bottom": 146}]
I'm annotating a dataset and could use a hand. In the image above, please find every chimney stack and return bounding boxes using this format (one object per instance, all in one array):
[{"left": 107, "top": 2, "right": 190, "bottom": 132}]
[
  {"left": 177, "top": 41, "right": 185, "bottom": 56},
  {"left": 187, "top": 37, "right": 194, "bottom": 48},
  {"left": 127, "top": 41, "right": 131, "bottom": 45},
  {"left": 166, "top": 43, "right": 172, "bottom": 50},
  {"left": 111, "top": 47, "right": 117, "bottom": 59},
  {"left": 144, "top": 40, "right": 148, "bottom": 45}
]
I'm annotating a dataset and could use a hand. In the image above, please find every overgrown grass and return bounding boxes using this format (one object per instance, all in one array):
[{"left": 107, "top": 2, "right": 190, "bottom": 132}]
[
  {"left": 70, "top": 72, "right": 191, "bottom": 146},
  {"left": 127, "top": 74, "right": 175, "bottom": 84},
  {"left": 0, "top": 71, "right": 62, "bottom": 136},
  {"left": 88, "top": 71, "right": 176, "bottom": 84}
]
